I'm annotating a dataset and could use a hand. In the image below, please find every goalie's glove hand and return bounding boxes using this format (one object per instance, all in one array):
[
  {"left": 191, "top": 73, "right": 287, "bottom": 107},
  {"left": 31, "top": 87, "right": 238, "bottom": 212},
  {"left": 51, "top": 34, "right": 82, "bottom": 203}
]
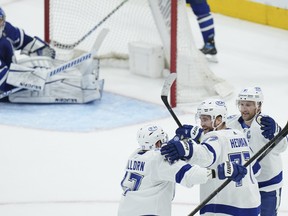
[
  {"left": 160, "top": 135, "right": 193, "bottom": 163},
  {"left": 217, "top": 161, "right": 247, "bottom": 182},
  {"left": 175, "top": 124, "right": 203, "bottom": 143},
  {"left": 260, "top": 116, "right": 281, "bottom": 140},
  {"left": 39, "top": 45, "right": 56, "bottom": 59},
  {"left": 22, "top": 36, "right": 56, "bottom": 59}
]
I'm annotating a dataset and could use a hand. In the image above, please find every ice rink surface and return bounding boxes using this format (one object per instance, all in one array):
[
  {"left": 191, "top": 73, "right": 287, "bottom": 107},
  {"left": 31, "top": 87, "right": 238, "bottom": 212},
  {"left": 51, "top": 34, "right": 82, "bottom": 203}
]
[{"left": 0, "top": 0, "right": 288, "bottom": 215}]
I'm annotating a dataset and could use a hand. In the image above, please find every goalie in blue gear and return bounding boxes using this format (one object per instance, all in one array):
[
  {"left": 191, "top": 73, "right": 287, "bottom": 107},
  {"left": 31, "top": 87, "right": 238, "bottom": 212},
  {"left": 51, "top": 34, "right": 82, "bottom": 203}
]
[
  {"left": 0, "top": 7, "right": 103, "bottom": 104},
  {"left": 186, "top": 0, "right": 217, "bottom": 61},
  {"left": 0, "top": 8, "right": 55, "bottom": 59}
]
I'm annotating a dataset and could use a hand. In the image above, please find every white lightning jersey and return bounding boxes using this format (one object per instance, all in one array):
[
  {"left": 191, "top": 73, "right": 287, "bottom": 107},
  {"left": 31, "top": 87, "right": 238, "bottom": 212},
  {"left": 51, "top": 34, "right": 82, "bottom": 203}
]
[
  {"left": 118, "top": 148, "right": 212, "bottom": 216},
  {"left": 189, "top": 129, "right": 261, "bottom": 215},
  {"left": 227, "top": 114, "right": 288, "bottom": 192}
]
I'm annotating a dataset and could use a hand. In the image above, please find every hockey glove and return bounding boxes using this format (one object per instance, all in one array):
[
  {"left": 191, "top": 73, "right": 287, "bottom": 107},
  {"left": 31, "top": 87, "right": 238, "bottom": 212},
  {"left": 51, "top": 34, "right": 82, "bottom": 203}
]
[
  {"left": 175, "top": 124, "right": 203, "bottom": 143},
  {"left": 217, "top": 161, "right": 247, "bottom": 182},
  {"left": 260, "top": 116, "right": 281, "bottom": 140},
  {"left": 39, "top": 45, "right": 56, "bottom": 59},
  {"left": 160, "top": 135, "right": 193, "bottom": 163},
  {"left": 21, "top": 36, "right": 56, "bottom": 59}
]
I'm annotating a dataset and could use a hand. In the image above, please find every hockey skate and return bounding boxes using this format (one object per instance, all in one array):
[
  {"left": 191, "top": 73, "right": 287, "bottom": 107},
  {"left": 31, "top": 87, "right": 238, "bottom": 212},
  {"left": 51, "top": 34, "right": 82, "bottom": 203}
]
[{"left": 200, "top": 38, "right": 218, "bottom": 63}]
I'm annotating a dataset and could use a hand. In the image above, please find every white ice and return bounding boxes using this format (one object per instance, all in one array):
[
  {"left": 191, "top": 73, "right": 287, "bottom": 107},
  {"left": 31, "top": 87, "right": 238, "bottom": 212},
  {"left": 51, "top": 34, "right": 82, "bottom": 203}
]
[{"left": 0, "top": 0, "right": 288, "bottom": 215}]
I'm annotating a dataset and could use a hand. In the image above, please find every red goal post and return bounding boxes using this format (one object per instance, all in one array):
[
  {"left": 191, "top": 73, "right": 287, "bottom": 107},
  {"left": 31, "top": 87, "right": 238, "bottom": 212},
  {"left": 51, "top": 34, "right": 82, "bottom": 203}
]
[{"left": 44, "top": 0, "right": 233, "bottom": 107}]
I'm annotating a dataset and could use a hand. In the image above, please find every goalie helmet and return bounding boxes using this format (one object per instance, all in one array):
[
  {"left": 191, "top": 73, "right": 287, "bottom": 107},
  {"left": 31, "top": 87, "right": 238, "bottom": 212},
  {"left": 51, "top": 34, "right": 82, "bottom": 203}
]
[
  {"left": 137, "top": 124, "right": 168, "bottom": 150},
  {"left": 196, "top": 98, "right": 227, "bottom": 123},
  {"left": 0, "top": 7, "right": 6, "bottom": 38},
  {"left": 237, "top": 87, "right": 263, "bottom": 108}
]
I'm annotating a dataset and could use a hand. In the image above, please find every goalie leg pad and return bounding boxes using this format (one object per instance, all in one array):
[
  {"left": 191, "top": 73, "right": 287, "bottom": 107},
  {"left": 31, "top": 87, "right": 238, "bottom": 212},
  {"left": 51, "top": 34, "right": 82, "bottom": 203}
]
[
  {"left": 6, "top": 63, "right": 48, "bottom": 91},
  {"left": 78, "top": 58, "right": 99, "bottom": 79},
  {"left": 8, "top": 76, "right": 104, "bottom": 104},
  {"left": 17, "top": 56, "right": 55, "bottom": 69}
]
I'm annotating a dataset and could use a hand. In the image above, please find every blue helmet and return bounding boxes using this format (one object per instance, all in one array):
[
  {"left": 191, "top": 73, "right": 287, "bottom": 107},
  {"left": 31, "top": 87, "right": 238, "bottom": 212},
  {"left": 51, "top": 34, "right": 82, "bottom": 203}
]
[
  {"left": 0, "top": 7, "right": 5, "bottom": 21},
  {"left": 0, "top": 7, "right": 6, "bottom": 37}
]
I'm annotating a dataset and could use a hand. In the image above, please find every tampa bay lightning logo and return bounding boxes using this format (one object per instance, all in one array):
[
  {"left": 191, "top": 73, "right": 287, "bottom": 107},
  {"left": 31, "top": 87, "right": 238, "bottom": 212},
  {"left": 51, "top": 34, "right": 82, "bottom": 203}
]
[
  {"left": 243, "top": 128, "right": 251, "bottom": 141},
  {"left": 255, "top": 87, "right": 262, "bottom": 92},
  {"left": 148, "top": 125, "right": 158, "bottom": 132},
  {"left": 215, "top": 100, "right": 225, "bottom": 106}
]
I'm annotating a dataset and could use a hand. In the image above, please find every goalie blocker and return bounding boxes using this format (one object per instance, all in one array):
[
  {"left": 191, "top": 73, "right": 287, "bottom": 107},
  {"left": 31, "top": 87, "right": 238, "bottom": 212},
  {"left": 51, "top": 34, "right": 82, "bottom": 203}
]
[{"left": 6, "top": 56, "right": 103, "bottom": 104}]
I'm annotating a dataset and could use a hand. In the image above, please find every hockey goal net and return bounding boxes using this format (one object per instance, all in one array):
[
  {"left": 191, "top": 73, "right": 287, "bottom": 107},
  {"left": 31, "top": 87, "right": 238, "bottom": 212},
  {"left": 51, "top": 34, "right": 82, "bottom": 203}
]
[{"left": 44, "top": 0, "right": 233, "bottom": 106}]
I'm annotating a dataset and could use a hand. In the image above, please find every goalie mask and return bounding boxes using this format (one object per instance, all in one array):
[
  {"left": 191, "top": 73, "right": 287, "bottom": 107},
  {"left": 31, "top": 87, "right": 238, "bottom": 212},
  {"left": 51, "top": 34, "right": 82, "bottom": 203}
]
[
  {"left": 196, "top": 98, "right": 227, "bottom": 124},
  {"left": 237, "top": 87, "right": 263, "bottom": 109},
  {"left": 137, "top": 125, "right": 168, "bottom": 150},
  {"left": 0, "top": 7, "right": 6, "bottom": 38}
]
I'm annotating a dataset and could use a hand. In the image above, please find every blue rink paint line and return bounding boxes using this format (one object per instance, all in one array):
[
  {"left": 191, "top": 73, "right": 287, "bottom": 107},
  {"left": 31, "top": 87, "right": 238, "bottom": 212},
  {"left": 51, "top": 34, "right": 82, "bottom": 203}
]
[{"left": 0, "top": 92, "right": 171, "bottom": 132}]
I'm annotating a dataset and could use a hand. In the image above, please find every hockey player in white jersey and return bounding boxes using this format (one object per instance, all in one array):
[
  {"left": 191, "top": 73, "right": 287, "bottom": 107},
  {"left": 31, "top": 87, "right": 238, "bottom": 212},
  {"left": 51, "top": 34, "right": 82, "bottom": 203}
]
[
  {"left": 0, "top": 7, "right": 103, "bottom": 103},
  {"left": 226, "top": 87, "right": 287, "bottom": 216},
  {"left": 161, "top": 98, "right": 261, "bottom": 215},
  {"left": 118, "top": 124, "right": 247, "bottom": 216}
]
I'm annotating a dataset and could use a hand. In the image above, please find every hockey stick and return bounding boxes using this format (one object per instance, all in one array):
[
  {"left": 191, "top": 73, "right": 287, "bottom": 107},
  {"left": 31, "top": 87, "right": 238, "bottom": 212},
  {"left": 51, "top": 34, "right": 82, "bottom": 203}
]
[
  {"left": 51, "top": 0, "right": 129, "bottom": 50},
  {"left": 257, "top": 127, "right": 288, "bottom": 162},
  {"left": 161, "top": 73, "right": 182, "bottom": 127},
  {"left": 0, "top": 28, "right": 109, "bottom": 99},
  {"left": 188, "top": 121, "right": 288, "bottom": 216},
  {"left": 161, "top": 74, "right": 288, "bottom": 216}
]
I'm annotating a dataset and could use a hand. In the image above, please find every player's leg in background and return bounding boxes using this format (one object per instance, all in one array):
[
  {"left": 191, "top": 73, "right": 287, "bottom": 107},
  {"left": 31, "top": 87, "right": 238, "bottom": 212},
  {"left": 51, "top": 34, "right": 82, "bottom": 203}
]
[{"left": 186, "top": 0, "right": 217, "bottom": 56}]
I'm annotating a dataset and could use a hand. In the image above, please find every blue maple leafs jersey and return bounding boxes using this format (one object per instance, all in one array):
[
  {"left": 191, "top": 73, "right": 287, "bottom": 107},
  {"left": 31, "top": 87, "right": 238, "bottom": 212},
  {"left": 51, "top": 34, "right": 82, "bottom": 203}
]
[{"left": 0, "top": 21, "right": 33, "bottom": 94}]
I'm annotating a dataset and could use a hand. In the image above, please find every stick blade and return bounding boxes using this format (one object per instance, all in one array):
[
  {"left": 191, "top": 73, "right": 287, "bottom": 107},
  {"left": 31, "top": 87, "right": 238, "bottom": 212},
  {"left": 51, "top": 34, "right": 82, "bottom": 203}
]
[
  {"left": 91, "top": 28, "right": 110, "bottom": 55},
  {"left": 161, "top": 73, "right": 177, "bottom": 97}
]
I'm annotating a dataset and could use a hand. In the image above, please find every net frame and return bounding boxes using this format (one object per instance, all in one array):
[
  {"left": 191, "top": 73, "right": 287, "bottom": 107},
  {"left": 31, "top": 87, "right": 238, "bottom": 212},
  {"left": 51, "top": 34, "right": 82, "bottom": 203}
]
[{"left": 44, "top": 0, "right": 233, "bottom": 107}]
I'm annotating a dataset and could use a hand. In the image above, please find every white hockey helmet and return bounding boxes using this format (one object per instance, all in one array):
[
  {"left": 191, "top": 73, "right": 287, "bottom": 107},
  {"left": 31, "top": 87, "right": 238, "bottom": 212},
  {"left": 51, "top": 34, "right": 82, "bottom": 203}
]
[
  {"left": 237, "top": 87, "right": 263, "bottom": 108},
  {"left": 137, "top": 124, "right": 168, "bottom": 150},
  {"left": 0, "top": 7, "right": 6, "bottom": 38},
  {"left": 196, "top": 98, "right": 227, "bottom": 123}
]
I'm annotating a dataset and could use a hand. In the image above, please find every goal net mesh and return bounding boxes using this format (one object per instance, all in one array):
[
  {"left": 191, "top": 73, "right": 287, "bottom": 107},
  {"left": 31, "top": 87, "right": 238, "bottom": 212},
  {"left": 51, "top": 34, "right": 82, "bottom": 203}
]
[{"left": 45, "top": 0, "right": 233, "bottom": 105}]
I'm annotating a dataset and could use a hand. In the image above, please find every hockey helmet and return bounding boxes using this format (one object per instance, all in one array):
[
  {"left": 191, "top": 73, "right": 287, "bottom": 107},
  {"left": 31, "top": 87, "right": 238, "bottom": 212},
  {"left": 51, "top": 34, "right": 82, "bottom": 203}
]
[
  {"left": 196, "top": 98, "right": 227, "bottom": 123},
  {"left": 0, "top": 7, "right": 6, "bottom": 37},
  {"left": 237, "top": 87, "right": 263, "bottom": 107},
  {"left": 137, "top": 124, "right": 168, "bottom": 150}
]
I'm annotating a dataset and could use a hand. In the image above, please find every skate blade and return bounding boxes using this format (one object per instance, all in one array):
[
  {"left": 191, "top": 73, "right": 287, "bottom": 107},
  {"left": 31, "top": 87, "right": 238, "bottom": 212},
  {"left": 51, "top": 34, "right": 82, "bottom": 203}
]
[{"left": 205, "top": 54, "right": 218, "bottom": 63}]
